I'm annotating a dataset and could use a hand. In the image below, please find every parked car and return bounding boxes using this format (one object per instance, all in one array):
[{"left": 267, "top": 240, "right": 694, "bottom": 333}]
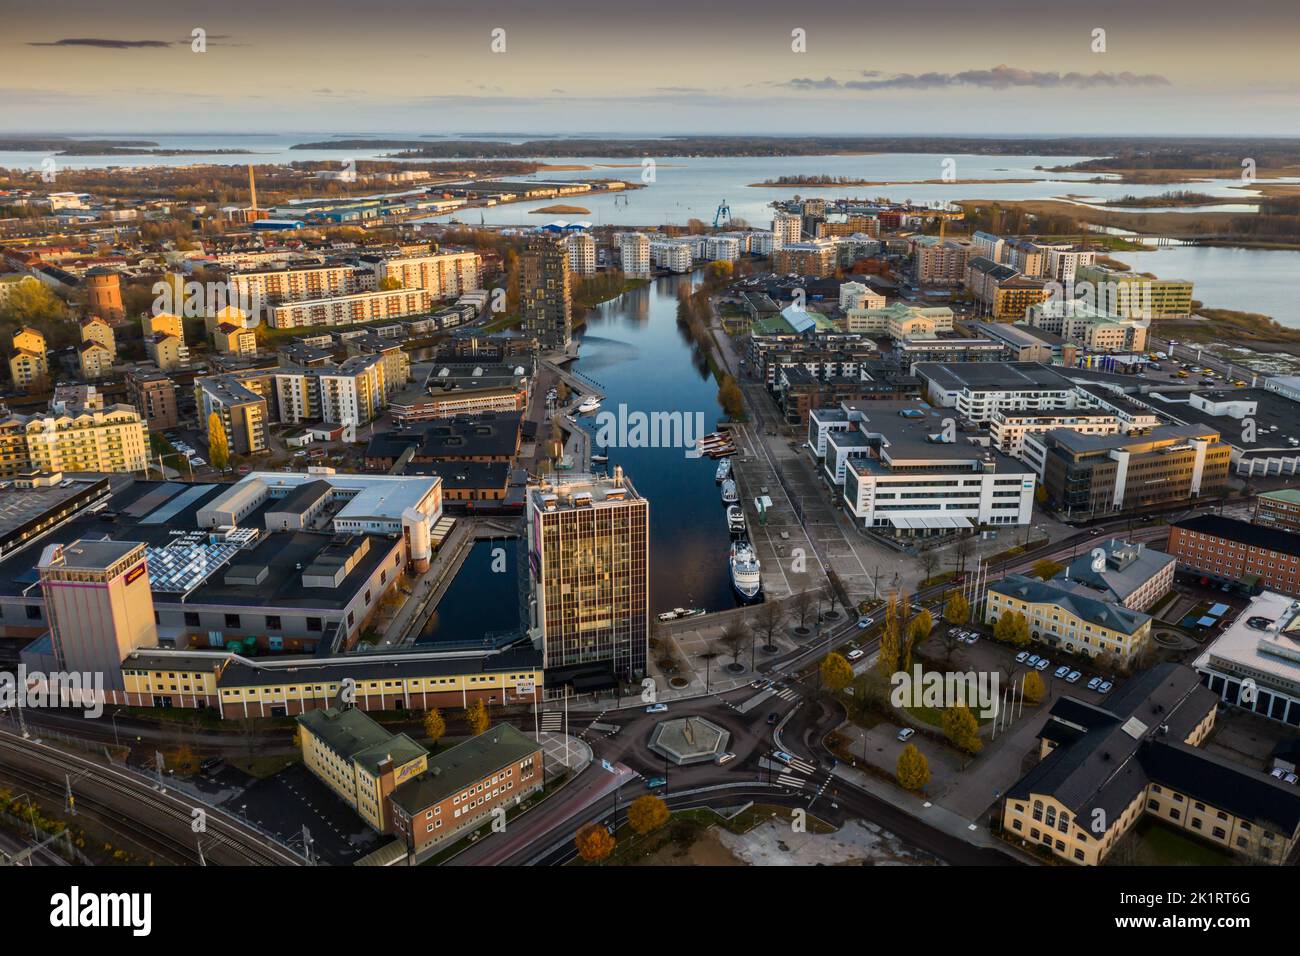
[
  {"left": 645, "top": 703, "right": 668, "bottom": 714},
  {"left": 1271, "top": 767, "right": 1287, "bottom": 779},
  {"left": 847, "top": 648, "right": 865, "bottom": 662},
  {"left": 897, "top": 728, "right": 915, "bottom": 742},
  {"left": 1097, "top": 681, "right": 1113, "bottom": 694},
  {"left": 714, "top": 752, "right": 736, "bottom": 766},
  {"left": 1054, "top": 665, "right": 1071, "bottom": 679},
  {"left": 1035, "top": 659, "right": 1051, "bottom": 671},
  {"left": 1026, "top": 655, "right": 1041, "bottom": 667},
  {"left": 1066, "top": 671, "right": 1082, "bottom": 684},
  {"left": 1286, "top": 773, "right": 1299, "bottom": 786},
  {"left": 1087, "top": 677, "right": 1102, "bottom": 691},
  {"left": 767, "top": 712, "right": 779, "bottom": 726},
  {"left": 1015, "top": 651, "right": 1029, "bottom": 663},
  {"left": 965, "top": 633, "right": 979, "bottom": 644}
]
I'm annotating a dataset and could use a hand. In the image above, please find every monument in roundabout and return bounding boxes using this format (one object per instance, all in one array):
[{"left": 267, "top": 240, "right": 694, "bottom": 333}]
[{"left": 647, "top": 714, "right": 731, "bottom": 766}]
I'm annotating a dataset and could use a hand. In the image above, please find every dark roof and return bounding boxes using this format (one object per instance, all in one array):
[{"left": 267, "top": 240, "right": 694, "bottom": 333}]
[
  {"left": 1173, "top": 514, "right": 1300, "bottom": 560},
  {"left": 267, "top": 479, "right": 333, "bottom": 517},
  {"left": 389, "top": 723, "right": 540, "bottom": 814},
  {"left": 218, "top": 645, "right": 541, "bottom": 688},
  {"left": 1141, "top": 740, "right": 1300, "bottom": 834}
]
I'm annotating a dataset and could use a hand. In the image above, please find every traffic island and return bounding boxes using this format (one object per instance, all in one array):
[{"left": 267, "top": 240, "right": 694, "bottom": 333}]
[{"left": 647, "top": 716, "right": 731, "bottom": 766}]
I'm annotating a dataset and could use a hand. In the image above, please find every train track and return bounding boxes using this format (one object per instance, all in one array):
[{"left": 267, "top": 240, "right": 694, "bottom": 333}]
[{"left": 0, "top": 730, "right": 304, "bottom": 866}]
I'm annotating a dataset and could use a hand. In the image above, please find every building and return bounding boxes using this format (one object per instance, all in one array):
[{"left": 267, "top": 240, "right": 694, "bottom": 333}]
[
  {"left": 142, "top": 312, "right": 190, "bottom": 370},
  {"left": 127, "top": 369, "right": 179, "bottom": 431},
  {"left": 228, "top": 263, "right": 364, "bottom": 307},
  {"left": 196, "top": 374, "right": 269, "bottom": 455},
  {"left": 838, "top": 281, "right": 886, "bottom": 312},
  {"left": 1075, "top": 264, "right": 1193, "bottom": 320},
  {"left": 38, "top": 539, "right": 157, "bottom": 693},
  {"left": 912, "top": 236, "right": 971, "bottom": 287},
  {"left": 566, "top": 232, "right": 596, "bottom": 276},
  {"left": 967, "top": 321, "right": 1076, "bottom": 366},
  {"left": 520, "top": 232, "right": 572, "bottom": 351},
  {"left": 1193, "top": 590, "right": 1300, "bottom": 729},
  {"left": 0, "top": 473, "right": 111, "bottom": 560},
  {"left": 1002, "top": 663, "right": 1300, "bottom": 866},
  {"left": 214, "top": 322, "right": 258, "bottom": 356},
  {"left": 527, "top": 468, "right": 648, "bottom": 686},
  {"left": 844, "top": 303, "right": 953, "bottom": 339},
  {"left": 268, "top": 288, "right": 432, "bottom": 329},
  {"left": 914, "top": 361, "right": 1075, "bottom": 425},
  {"left": 19, "top": 404, "right": 148, "bottom": 474},
  {"left": 84, "top": 267, "right": 124, "bottom": 321},
  {"left": 772, "top": 211, "right": 802, "bottom": 247},
  {"left": 1032, "top": 425, "right": 1231, "bottom": 517},
  {"left": 388, "top": 722, "right": 544, "bottom": 857},
  {"left": 276, "top": 354, "right": 389, "bottom": 427},
  {"left": 986, "top": 573, "right": 1153, "bottom": 664},
  {"left": 619, "top": 233, "right": 651, "bottom": 275},
  {"left": 362, "top": 249, "right": 481, "bottom": 300},
  {"left": 1055, "top": 539, "right": 1176, "bottom": 611},
  {"left": 79, "top": 315, "right": 117, "bottom": 359},
  {"left": 8, "top": 326, "right": 48, "bottom": 390},
  {"left": 77, "top": 341, "right": 114, "bottom": 380},
  {"left": 965, "top": 257, "right": 1048, "bottom": 318},
  {"left": 1168, "top": 514, "right": 1300, "bottom": 597},
  {"left": 808, "top": 400, "right": 1036, "bottom": 536},
  {"left": 772, "top": 240, "right": 836, "bottom": 278},
  {"left": 1255, "top": 488, "right": 1300, "bottom": 533},
  {"left": 1022, "top": 298, "right": 1148, "bottom": 354}
]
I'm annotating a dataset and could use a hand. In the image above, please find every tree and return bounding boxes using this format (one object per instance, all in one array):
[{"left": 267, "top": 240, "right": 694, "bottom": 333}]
[
  {"left": 895, "top": 743, "right": 930, "bottom": 792},
  {"left": 941, "top": 703, "right": 983, "bottom": 754},
  {"left": 954, "top": 534, "right": 975, "bottom": 576},
  {"left": 1032, "top": 559, "right": 1065, "bottom": 581},
  {"left": 1022, "top": 670, "right": 1045, "bottom": 705},
  {"left": 825, "top": 569, "right": 843, "bottom": 615},
  {"left": 574, "top": 822, "right": 615, "bottom": 862},
  {"left": 626, "top": 795, "right": 670, "bottom": 835},
  {"left": 874, "top": 595, "right": 902, "bottom": 677},
  {"left": 994, "top": 611, "right": 1030, "bottom": 647},
  {"left": 423, "top": 708, "right": 446, "bottom": 746},
  {"left": 943, "top": 591, "right": 970, "bottom": 626},
  {"left": 716, "top": 375, "right": 744, "bottom": 420},
  {"left": 919, "top": 549, "right": 940, "bottom": 586},
  {"left": 904, "top": 610, "right": 933, "bottom": 672},
  {"left": 753, "top": 599, "right": 784, "bottom": 653},
  {"left": 719, "top": 621, "right": 748, "bottom": 671},
  {"left": 791, "top": 588, "right": 814, "bottom": 630},
  {"left": 207, "top": 412, "right": 230, "bottom": 471},
  {"left": 464, "top": 698, "right": 490, "bottom": 736},
  {"left": 0, "top": 279, "right": 66, "bottom": 330},
  {"left": 378, "top": 276, "right": 404, "bottom": 291},
  {"left": 820, "top": 652, "right": 853, "bottom": 693}
]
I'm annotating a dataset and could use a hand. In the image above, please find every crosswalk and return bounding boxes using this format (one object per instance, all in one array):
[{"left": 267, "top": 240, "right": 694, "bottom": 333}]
[
  {"left": 783, "top": 754, "right": 817, "bottom": 775},
  {"left": 776, "top": 773, "right": 807, "bottom": 789},
  {"left": 774, "top": 687, "right": 800, "bottom": 702},
  {"left": 539, "top": 711, "right": 562, "bottom": 732}
]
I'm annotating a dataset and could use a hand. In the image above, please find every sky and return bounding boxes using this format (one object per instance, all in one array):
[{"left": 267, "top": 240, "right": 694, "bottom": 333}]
[{"left": 4, "top": 0, "right": 1299, "bottom": 136}]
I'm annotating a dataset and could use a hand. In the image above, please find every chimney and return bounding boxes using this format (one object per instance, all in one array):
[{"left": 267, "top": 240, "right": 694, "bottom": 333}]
[{"left": 614, "top": 465, "right": 624, "bottom": 488}]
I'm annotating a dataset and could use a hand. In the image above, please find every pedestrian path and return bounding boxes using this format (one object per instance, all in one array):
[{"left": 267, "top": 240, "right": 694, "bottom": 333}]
[{"left": 539, "top": 711, "right": 562, "bottom": 733}]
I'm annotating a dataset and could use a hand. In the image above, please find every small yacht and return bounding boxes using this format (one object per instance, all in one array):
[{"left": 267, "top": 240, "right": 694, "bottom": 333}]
[
  {"left": 705, "top": 444, "right": 736, "bottom": 459},
  {"left": 715, "top": 457, "right": 731, "bottom": 482},
  {"left": 696, "top": 431, "right": 726, "bottom": 447},
  {"left": 591, "top": 453, "right": 609, "bottom": 464},
  {"left": 577, "top": 396, "right": 601, "bottom": 415},
  {"left": 729, "top": 539, "right": 762, "bottom": 602},
  {"left": 720, "top": 478, "right": 738, "bottom": 504},
  {"left": 657, "top": 607, "right": 706, "bottom": 622},
  {"left": 727, "top": 505, "right": 746, "bottom": 534}
]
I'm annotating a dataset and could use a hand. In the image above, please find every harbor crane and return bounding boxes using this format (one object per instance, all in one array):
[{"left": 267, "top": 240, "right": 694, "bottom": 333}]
[{"left": 713, "top": 199, "right": 732, "bottom": 227}]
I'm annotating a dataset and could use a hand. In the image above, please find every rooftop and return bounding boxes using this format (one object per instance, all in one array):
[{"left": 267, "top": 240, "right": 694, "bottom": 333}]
[{"left": 389, "top": 723, "right": 539, "bottom": 814}]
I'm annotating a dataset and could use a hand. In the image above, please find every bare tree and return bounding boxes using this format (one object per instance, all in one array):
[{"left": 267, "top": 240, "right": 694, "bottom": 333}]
[
  {"left": 719, "top": 621, "right": 749, "bottom": 673},
  {"left": 919, "top": 548, "right": 939, "bottom": 587},
  {"left": 955, "top": 534, "right": 975, "bottom": 577},
  {"left": 792, "top": 588, "right": 815, "bottom": 630},
  {"left": 753, "top": 599, "right": 784, "bottom": 653}
]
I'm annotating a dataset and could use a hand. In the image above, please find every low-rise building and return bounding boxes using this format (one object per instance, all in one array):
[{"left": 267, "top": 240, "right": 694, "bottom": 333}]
[
  {"left": 1193, "top": 590, "right": 1300, "bottom": 728},
  {"left": 1055, "top": 538, "right": 1176, "bottom": 612},
  {"left": 1168, "top": 514, "right": 1300, "bottom": 597},
  {"left": 986, "top": 572, "right": 1153, "bottom": 664},
  {"left": 1254, "top": 488, "right": 1300, "bottom": 533}
]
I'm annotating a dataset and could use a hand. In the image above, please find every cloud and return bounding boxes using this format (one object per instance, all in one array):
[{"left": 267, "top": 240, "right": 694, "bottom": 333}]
[
  {"left": 779, "top": 64, "right": 1170, "bottom": 91},
  {"left": 28, "top": 37, "right": 173, "bottom": 49}
]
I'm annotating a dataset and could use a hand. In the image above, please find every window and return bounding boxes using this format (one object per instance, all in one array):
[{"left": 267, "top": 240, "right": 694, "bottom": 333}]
[
  {"left": 307, "top": 617, "right": 322, "bottom": 632},
  {"left": 224, "top": 613, "right": 241, "bottom": 628},
  {"left": 184, "top": 611, "right": 200, "bottom": 627},
  {"left": 25, "top": 605, "right": 42, "bottom": 620},
  {"left": 266, "top": 615, "right": 282, "bottom": 630}
]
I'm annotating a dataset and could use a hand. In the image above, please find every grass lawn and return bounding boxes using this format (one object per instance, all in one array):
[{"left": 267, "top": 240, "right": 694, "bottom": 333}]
[
  {"left": 227, "top": 754, "right": 300, "bottom": 779},
  {"left": 1107, "top": 818, "right": 1235, "bottom": 866}
]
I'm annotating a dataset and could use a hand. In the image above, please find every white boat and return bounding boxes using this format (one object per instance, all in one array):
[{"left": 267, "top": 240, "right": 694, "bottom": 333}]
[
  {"left": 695, "top": 432, "right": 727, "bottom": 447},
  {"left": 715, "top": 458, "right": 731, "bottom": 482},
  {"left": 577, "top": 397, "right": 601, "bottom": 415},
  {"left": 730, "top": 539, "right": 762, "bottom": 602},
  {"left": 591, "top": 453, "right": 609, "bottom": 463},
  {"left": 705, "top": 444, "right": 736, "bottom": 459},
  {"left": 727, "top": 505, "right": 746, "bottom": 534},
  {"left": 657, "top": 607, "right": 706, "bottom": 622},
  {"left": 721, "top": 478, "right": 738, "bottom": 503}
]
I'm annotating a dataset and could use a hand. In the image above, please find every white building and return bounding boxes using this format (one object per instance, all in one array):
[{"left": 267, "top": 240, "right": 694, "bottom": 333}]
[
  {"left": 1193, "top": 590, "right": 1300, "bottom": 728},
  {"left": 772, "top": 212, "right": 802, "bottom": 249},
  {"left": 619, "top": 233, "right": 651, "bottom": 275},
  {"left": 838, "top": 281, "right": 887, "bottom": 312},
  {"left": 566, "top": 233, "right": 596, "bottom": 276},
  {"left": 705, "top": 236, "right": 741, "bottom": 262}
]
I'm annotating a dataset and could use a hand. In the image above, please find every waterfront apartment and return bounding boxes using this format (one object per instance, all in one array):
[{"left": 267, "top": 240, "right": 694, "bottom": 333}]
[
  {"left": 1193, "top": 590, "right": 1300, "bottom": 728},
  {"left": 1168, "top": 514, "right": 1300, "bottom": 597},
  {"left": 527, "top": 468, "right": 649, "bottom": 686},
  {"left": 619, "top": 232, "right": 651, "bottom": 275},
  {"left": 567, "top": 231, "right": 597, "bottom": 276},
  {"left": 1075, "top": 264, "right": 1193, "bottom": 320},
  {"left": 1002, "top": 664, "right": 1300, "bottom": 866},
  {"left": 521, "top": 232, "right": 573, "bottom": 351},
  {"left": 986, "top": 573, "right": 1153, "bottom": 664}
]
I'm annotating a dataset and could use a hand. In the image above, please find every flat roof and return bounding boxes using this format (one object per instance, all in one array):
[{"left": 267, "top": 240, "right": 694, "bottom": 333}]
[
  {"left": 1194, "top": 590, "right": 1300, "bottom": 692},
  {"left": 914, "top": 361, "right": 1070, "bottom": 393},
  {"left": 389, "top": 723, "right": 539, "bottom": 814}
]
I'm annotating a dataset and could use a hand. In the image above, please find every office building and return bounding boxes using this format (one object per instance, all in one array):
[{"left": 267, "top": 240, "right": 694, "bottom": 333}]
[
  {"left": 527, "top": 468, "right": 649, "bottom": 685},
  {"left": 838, "top": 281, "right": 886, "bottom": 312},
  {"left": 520, "top": 232, "right": 572, "bottom": 351},
  {"left": 987, "top": 573, "right": 1153, "bottom": 664},
  {"left": 1075, "top": 264, "right": 1193, "bottom": 320},
  {"left": 1168, "top": 514, "right": 1300, "bottom": 597},
  {"left": 1193, "top": 590, "right": 1300, "bottom": 728},
  {"left": 1023, "top": 298, "right": 1148, "bottom": 353},
  {"left": 1255, "top": 488, "right": 1300, "bottom": 533}
]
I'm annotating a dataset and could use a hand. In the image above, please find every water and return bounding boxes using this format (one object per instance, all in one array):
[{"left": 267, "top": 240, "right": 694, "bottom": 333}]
[
  {"left": 417, "top": 537, "right": 522, "bottom": 646},
  {"left": 571, "top": 272, "right": 738, "bottom": 613}
]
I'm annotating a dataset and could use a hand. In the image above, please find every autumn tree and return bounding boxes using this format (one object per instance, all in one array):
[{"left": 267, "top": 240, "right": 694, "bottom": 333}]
[
  {"left": 716, "top": 375, "right": 744, "bottom": 420},
  {"left": 874, "top": 596, "right": 902, "bottom": 677},
  {"left": 1022, "top": 670, "right": 1045, "bottom": 705},
  {"left": 626, "top": 795, "right": 670, "bottom": 835},
  {"left": 1032, "top": 559, "right": 1065, "bottom": 581},
  {"left": 895, "top": 743, "right": 930, "bottom": 792},
  {"left": 423, "top": 708, "right": 446, "bottom": 746},
  {"left": 820, "top": 651, "right": 854, "bottom": 693},
  {"left": 941, "top": 703, "right": 983, "bottom": 755},
  {"left": 207, "top": 412, "right": 230, "bottom": 471},
  {"left": 464, "top": 698, "right": 490, "bottom": 736},
  {"left": 994, "top": 611, "right": 1030, "bottom": 647},
  {"left": 904, "top": 610, "right": 933, "bottom": 672},
  {"left": 574, "top": 821, "right": 615, "bottom": 862},
  {"left": 944, "top": 591, "right": 971, "bottom": 626}
]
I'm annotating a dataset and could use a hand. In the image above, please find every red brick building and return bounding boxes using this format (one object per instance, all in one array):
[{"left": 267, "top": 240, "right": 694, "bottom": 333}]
[{"left": 1167, "top": 514, "right": 1300, "bottom": 597}]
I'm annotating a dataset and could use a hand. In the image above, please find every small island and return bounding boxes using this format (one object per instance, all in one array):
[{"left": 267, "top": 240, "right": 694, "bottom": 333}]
[{"left": 530, "top": 204, "right": 592, "bottom": 215}]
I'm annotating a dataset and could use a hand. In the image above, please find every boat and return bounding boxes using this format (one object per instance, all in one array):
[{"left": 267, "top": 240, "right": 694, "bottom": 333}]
[
  {"left": 729, "top": 539, "right": 762, "bottom": 602},
  {"left": 591, "top": 453, "right": 609, "bottom": 464},
  {"left": 715, "top": 457, "right": 731, "bottom": 482},
  {"left": 727, "top": 505, "right": 746, "bottom": 534},
  {"left": 695, "top": 432, "right": 727, "bottom": 447},
  {"left": 657, "top": 607, "right": 706, "bottom": 622},
  {"left": 721, "top": 478, "right": 738, "bottom": 503},
  {"left": 577, "top": 397, "right": 601, "bottom": 415},
  {"left": 705, "top": 444, "right": 736, "bottom": 459}
]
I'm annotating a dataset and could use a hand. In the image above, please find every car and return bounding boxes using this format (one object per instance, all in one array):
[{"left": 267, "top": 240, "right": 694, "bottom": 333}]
[
  {"left": 1287, "top": 773, "right": 1299, "bottom": 785},
  {"left": 1087, "top": 677, "right": 1102, "bottom": 691},
  {"left": 750, "top": 679, "right": 764, "bottom": 689},
  {"left": 714, "top": 752, "right": 736, "bottom": 766},
  {"left": 1089, "top": 528, "right": 1102, "bottom": 536},
  {"left": 1026, "top": 655, "right": 1041, "bottom": 667},
  {"left": 1015, "top": 651, "right": 1029, "bottom": 663},
  {"left": 846, "top": 648, "right": 865, "bottom": 662},
  {"left": 767, "top": 712, "right": 779, "bottom": 726},
  {"left": 200, "top": 757, "right": 225, "bottom": 775},
  {"left": 772, "top": 751, "right": 795, "bottom": 765},
  {"left": 897, "top": 728, "right": 915, "bottom": 742},
  {"left": 190, "top": 457, "right": 206, "bottom": 467},
  {"left": 1054, "top": 665, "right": 1071, "bottom": 678},
  {"left": 645, "top": 703, "right": 668, "bottom": 714},
  {"left": 965, "top": 632, "right": 979, "bottom": 644},
  {"left": 645, "top": 777, "right": 667, "bottom": 789},
  {"left": 1271, "top": 767, "right": 1287, "bottom": 779},
  {"left": 1035, "top": 659, "right": 1050, "bottom": 671},
  {"left": 1097, "top": 681, "right": 1113, "bottom": 694},
  {"left": 1066, "top": 671, "right": 1082, "bottom": 683},
  {"left": 857, "top": 616, "right": 873, "bottom": 629},
  {"left": 910, "top": 603, "right": 925, "bottom": 615}
]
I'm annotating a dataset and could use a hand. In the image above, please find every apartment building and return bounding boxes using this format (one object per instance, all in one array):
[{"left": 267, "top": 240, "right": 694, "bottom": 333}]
[
  {"left": 912, "top": 236, "right": 971, "bottom": 287},
  {"left": 844, "top": 303, "right": 953, "bottom": 339},
  {"left": 1032, "top": 425, "right": 1231, "bottom": 517},
  {"left": 1254, "top": 488, "right": 1300, "bottom": 533},
  {"left": 268, "top": 288, "right": 432, "bottom": 329},
  {"left": 214, "top": 322, "right": 258, "bottom": 356},
  {"left": 77, "top": 341, "right": 114, "bottom": 380},
  {"left": 1002, "top": 664, "right": 1300, "bottom": 866},
  {"left": 651, "top": 239, "right": 694, "bottom": 273},
  {"left": 19, "top": 404, "right": 148, "bottom": 474},
  {"left": 705, "top": 236, "right": 741, "bottom": 262},
  {"left": 196, "top": 374, "right": 269, "bottom": 455},
  {"left": 8, "top": 326, "right": 48, "bottom": 390},
  {"left": 1168, "top": 514, "right": 1300, "bottom": 597},
  {"left": 987, "top": 573, "right": 1153, "bottom": 664},
  {"left": 527, "top": 468, "right": 649, "bottom": 684},
  {"left": 1023, "top": 298, "right": 1149, "bottom": 353},
  {"left": 80, "top": 315, "right": 116, "bottom": 358},
  {"left": 521, "top": 232, "right": 572, "bottom": 351},
  {"left": 965, "top": 257, "right": 1049, "bottom": 318},
  {"left": 229, "top": 263, "right": 366, "bottom": 306},
  {"left": 1002, "top": 238, "right": 1046, "bottom": 277},
  {"left": 1075, "top": 264, "right": 1193, "bottom": 320},
  {"left": 619, "top": 232, "right": 651, "bottom": 275},
  {"left": 808, "top": 400, "right": 1035, "bottom": 535},
  {"left": 127, "top": 369, "right": 179, "bottom": 431},
  {"left": 772, "top": 240, "right": 836, "bottom": 277},
  {"left": 363, "top": 250, "right": 481, "bottom": 300},
  {"left": 772, "top": 211, "right": 802, "bottom": 247},
  {"left": 567, "top": 232, "right": 596, "bottom": 276},
  {"left": 970, "top": 231, "right": 1005, "bottom": 264}
]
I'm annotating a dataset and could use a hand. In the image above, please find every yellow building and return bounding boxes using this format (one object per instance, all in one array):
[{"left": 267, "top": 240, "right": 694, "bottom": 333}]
[
  {"left": 80, "top": 315, "right": 117, "bottom": 357},
  {"left": 8, "top": 350, "right": 48, "bottom": 390},
  {"left": 23, "top": 404, "right": 148, "bottom": 474},
  {"left": 986, "top": 573, "right": 1152, "bottom": 665},
  {"left": 1001, "top": 664, "right": 1300, "bottom": 865},
  {"left": 147, "top": 333, "right": 188, "bottom": 372},
  {"left": 214, "top": 322, "right": 258, "bottom": 356},
  {"left": 78, "top": 341, "right": 115, "bottom": 380},
  {"left": 991, "top": 280, "right": 1050, "bottom": 320},
  {"left": 12, "top": 326, "right": 46, "bottom": 355},
  {"left": 0, "top": 418, "right": 30, "bottom": 477}
]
